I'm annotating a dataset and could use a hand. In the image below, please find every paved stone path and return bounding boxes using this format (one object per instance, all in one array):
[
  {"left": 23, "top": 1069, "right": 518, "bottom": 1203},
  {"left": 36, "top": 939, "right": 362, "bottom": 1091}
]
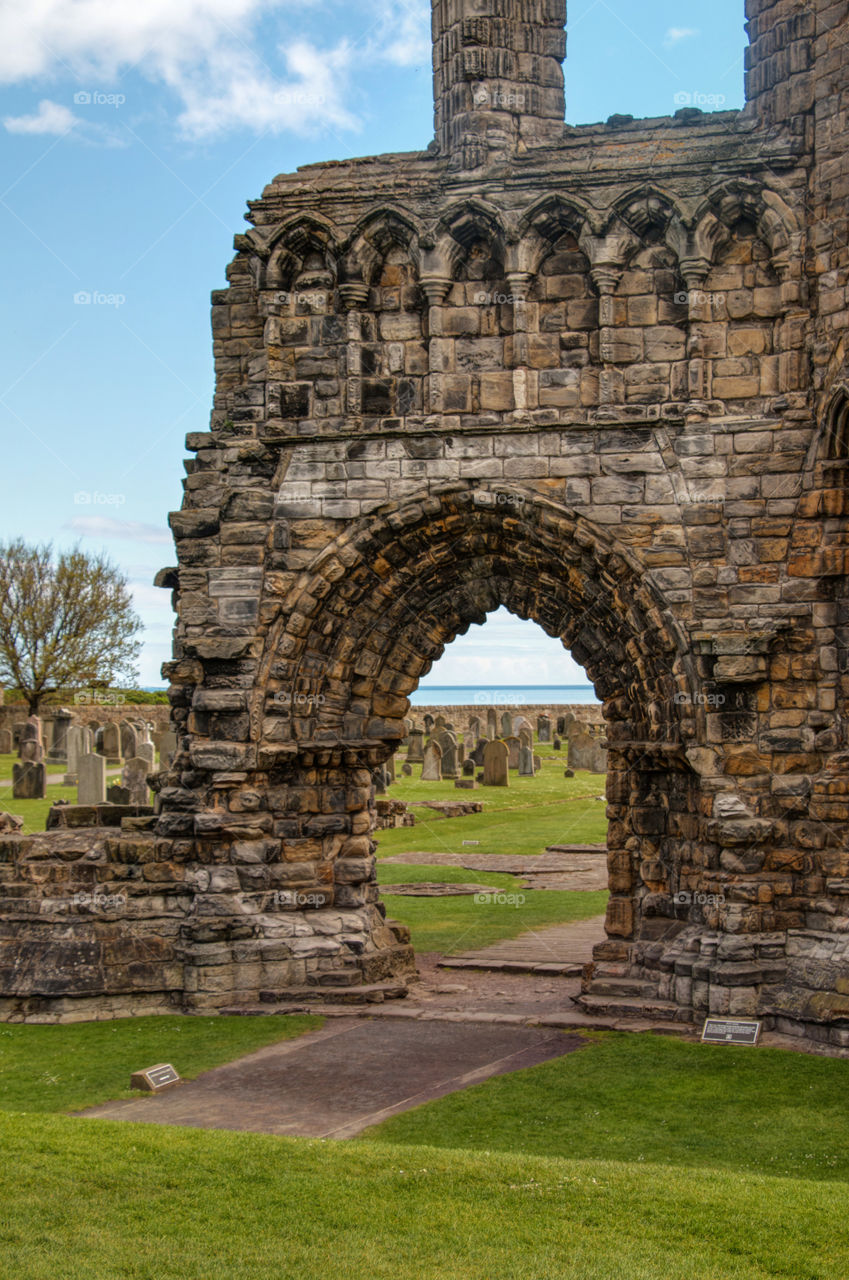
[
  {"left": 438, "top": 914, "right": 607, "bottom": 976},
  {"left": 79, "top": 1019, "right": 585, "bottom": 1139},
  {"left": 382, "top": 847, "right": 608, "bottom": 892}
]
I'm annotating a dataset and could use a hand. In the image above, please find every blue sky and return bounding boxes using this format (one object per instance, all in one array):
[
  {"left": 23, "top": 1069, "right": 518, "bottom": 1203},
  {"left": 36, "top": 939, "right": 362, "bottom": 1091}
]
[{"left": 0, "top": 0, "right": 746, "bottom": 687}]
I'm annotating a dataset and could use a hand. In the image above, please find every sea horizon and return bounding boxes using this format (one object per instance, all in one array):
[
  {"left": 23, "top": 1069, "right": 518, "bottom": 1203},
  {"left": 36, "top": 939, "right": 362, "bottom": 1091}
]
[{"left": 410, "top": 684, "right": 599, "bottom": 707}]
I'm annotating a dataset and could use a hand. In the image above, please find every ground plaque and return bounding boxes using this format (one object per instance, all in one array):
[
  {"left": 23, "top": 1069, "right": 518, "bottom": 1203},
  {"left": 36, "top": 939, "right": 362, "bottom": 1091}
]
[
  {"left": 701, "top": 1019, "right": 761, "bottom": 1046},
  {"left": 130, "top": 1063, "right": 181, "bottom": 1092}
]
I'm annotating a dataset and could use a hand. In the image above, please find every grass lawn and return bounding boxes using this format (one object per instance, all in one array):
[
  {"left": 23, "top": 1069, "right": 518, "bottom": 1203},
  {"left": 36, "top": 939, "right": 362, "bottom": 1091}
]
[
  {"left": 0, "top": 780, "right": 78, "bottom": 833},
  {"left": 0, "top": 1015, "right": 322, "bottom": 1114},
  {"left": 1, "top": 1113, "right": 846, "bottom": 1280},
  {"left": 365, "top": 1031, "right": 849, "bottom": 1183},
  {"left": 376, "top": 760, "right": 609, "bottom": 861},
  {"left": 379, "top": 860, "right": 607, "bottom": 952}
]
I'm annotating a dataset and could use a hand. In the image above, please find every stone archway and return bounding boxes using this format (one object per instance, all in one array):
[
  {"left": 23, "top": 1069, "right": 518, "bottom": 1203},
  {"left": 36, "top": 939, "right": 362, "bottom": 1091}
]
[{"left": 151, "top": 486, "right": 723, "bottom": 1011}]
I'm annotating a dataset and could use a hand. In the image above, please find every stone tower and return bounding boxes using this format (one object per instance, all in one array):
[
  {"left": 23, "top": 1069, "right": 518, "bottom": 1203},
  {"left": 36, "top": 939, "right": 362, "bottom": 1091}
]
[
  {"left": 432, "top": 0, "right": 567, "bottom": 162},
  {"left": 3, "top": 2, "right": 849, "bottom": 1049}
]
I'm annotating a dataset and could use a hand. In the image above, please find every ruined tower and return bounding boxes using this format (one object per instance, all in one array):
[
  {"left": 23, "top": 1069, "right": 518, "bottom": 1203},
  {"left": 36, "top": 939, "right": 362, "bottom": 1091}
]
[{"left": 3, "top": 2, "right": 849, "bottom": 1048}]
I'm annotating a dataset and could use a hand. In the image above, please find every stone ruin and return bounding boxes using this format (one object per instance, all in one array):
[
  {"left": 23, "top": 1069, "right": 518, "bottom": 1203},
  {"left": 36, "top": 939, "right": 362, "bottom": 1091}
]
[{"left": 1, "top": 0, "right": 849, "bottom": 1048}]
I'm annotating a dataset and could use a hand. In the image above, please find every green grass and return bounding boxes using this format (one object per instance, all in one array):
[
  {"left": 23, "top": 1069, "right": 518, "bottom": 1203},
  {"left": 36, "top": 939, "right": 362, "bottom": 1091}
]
[
  {"left": 380, "top": 865, "right": 607, "bottom": 952},
  {"left": 1, "top": 1113, "right": 846, "bottom": 1279},
  {"left": 0, "top": 780, "right": 79, "bottom": 833},
  {"left": 0, "top": 1014, "right": 322, "bottom": 1114},
  {"left": 376, "top": 761, "right": 608, "bottom": 861},
  {"left": 365, "top": 1031, "right": 849, "bottom": 1183}
]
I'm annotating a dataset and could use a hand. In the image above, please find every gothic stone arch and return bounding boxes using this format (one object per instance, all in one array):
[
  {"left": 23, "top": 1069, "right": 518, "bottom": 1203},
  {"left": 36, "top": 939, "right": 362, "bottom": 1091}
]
[{"left": 3, "top": 0, "right": 849, "bottom": 1047}]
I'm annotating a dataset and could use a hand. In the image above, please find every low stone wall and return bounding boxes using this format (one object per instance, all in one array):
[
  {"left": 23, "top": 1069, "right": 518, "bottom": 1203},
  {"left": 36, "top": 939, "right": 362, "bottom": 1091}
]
[{"left": 0, "top": 702, "right": 171, "bottom": 743}]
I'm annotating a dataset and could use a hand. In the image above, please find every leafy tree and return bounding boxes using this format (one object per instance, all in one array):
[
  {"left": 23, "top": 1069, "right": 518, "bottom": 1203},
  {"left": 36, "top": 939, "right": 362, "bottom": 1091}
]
[{"left": 0, "top": 541, "right": 143, "bottom": 715}]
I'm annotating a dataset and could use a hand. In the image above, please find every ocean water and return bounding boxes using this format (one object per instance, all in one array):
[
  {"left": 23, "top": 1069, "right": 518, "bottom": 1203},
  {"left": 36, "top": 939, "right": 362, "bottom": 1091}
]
[{"left": 409, "top": 685, "right": 598, "bottom": 707}]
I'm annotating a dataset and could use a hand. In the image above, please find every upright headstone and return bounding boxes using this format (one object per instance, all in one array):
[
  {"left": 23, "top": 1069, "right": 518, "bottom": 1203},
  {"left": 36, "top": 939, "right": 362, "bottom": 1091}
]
[
  {"left": 482, "top": 740, "right": 509, "bottom": 787},
  {"left": 519, "top": 727, "right": 533, "bottom": 752},
  {"left": 136, "top": 742, "right": 156, "bottom": 771},
  {"left": 436, "top": 730, "right": 457, "bottom": 777},
  {"left": 401, "top": 762, "right": 412, "bottom": 777},
  {"left": 519, "top": 745, "right": 535, "bottom": 776},
  {"left": 78, "top": 752, "right": 107, "bottom": 804},
  {"left": 406, "top": 729, "right": 425, "bottom": 763},
  {"left": 462, "top": 758, "right": 475, "bottom": 777},
  {"left": 12, "top": 761, "right": 46, "bottom": 799},
  {"left": 64, "top": 724, "right": 90, "bottom": 784},
  {"left": 471, "top": 738, "right": 488, "bottom": 767},
  {"left": 553, "top": 736, "right": 562, "bottom": 750},
  {"left": 120, "top": 721, "right": 139, "bottom": 761},
  {"left": 385, "top": 753, "right": 396, "bottom": 783},
  {"left": 423, "top": 713, "right": 434, "bottom": 735},
  {"left": 421, "top": 740, "right": 442, "bottom": 781},
  {"left": 514, "top": 716, "right": 534, "bottom": 739},
  {"left": 434, "top": 714, "right": 446, "bottom": 732},
  {"left": 47, "top": 708, "right": 73, "bottom": 761},
  {"left": 500, "top": 711, "right": 513, "bottom": 738},
  {"left": 504, "top": 735, "right": 521, "bottom": 770},
  {"left": 0, "top": 728, "right": 12, "bottom": 754},
  {"left": 486, "top": 708, "right": 498, "bottom": 740},
  {"left": 158, "top": 729, "right": 177, "bottom": 766},
  {"left": 19, "top": 716, "right": 43, "bottom": 762},
  {"left": 469, "top": 715, "right": 481, "bottom": 740},
  {"left": 100, "top": 723, "right": 122, "bottom": 763},
  {"left": 122, "top": 757, "right": 150, "bottom": 805},
  {"left": 537, "top": 715, "right": 551, "bottom": 743}
]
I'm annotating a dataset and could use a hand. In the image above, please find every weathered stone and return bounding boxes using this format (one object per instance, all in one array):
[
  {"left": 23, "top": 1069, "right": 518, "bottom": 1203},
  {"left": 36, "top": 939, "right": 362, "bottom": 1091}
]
[
  {"left": 77, "top": 753, "right": 107, "bottom": 804},
  {"left": 483, "top": 740, "right": 509, "bottom": 787},
  {"left": 12, "top": 762, "right": 45, "bottom": 799}
]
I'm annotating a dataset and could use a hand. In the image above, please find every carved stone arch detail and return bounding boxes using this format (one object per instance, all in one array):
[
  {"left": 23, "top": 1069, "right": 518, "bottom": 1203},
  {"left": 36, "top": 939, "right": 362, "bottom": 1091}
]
[
  {"left": 513, "top": 192, "right": 591, "bottom": 275},
  {"left": 431, "top": 198, "right": 508, "bottom": 279},
  {"left": 264, "top": 214, "right": 341, "bottom": 290},
  {"left": 694, "top": 179, "right": 802, "bottom": 278},
  {"left": 341, "top": 206, "right": 424, "bottom": 287}
]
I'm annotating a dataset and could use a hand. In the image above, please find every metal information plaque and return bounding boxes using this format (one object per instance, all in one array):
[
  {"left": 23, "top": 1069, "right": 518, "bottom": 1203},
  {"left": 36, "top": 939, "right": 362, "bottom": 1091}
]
[
  {"left": 701, "top": 1019, "right": 761, "bottom": 1046},
  {"left": 130, "top": 1063, "right": 181, "bottom": 1092}
]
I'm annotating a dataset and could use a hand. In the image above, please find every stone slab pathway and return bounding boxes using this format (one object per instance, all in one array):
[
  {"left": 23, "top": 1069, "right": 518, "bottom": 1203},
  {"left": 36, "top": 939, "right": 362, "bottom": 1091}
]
[
  {"left": 382, "top": 848, "right": 609, "bottom": 892},
  {"left": 79, "top": 1018, "right": 585, "bottom": 1139},
  {"left": 437, "top": 914, "right": 607, "bottom": 976}
]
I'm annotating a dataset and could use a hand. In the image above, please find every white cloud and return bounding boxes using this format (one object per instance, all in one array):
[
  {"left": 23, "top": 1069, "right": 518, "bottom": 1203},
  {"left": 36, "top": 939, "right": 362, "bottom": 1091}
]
[
  {"left": 664, "top": 27, "right": 700, "bottom": 47},
  {"left": 4, "top": 99, "right": 78, "bottom": 134},
  {"left": 68, "top": 516, "right": 171, "bottom": 544},
  {"left": 0, "top": 0, "right": 422, "bottom": 140},
  {"left": 423, "top": 608, "right": 590, "bottom": 687}
]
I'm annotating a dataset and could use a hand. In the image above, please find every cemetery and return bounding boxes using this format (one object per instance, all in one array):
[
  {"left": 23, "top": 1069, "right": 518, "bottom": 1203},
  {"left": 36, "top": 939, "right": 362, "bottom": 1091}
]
[{"left": 3, "top": 0, "right": 849, "bottom": 1274}]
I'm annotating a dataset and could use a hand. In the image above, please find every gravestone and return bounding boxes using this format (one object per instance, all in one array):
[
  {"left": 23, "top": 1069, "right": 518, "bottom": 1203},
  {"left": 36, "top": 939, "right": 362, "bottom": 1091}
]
[
  {"left": 519, "top": 745, "right": 535, "bottom": 776},
  {"left": 553, "top": 736, "right": 562, "bottom": 750},
  {"left": 568, "top": 727, "right": 608, "bottom": 774},
  {"left": 120, "top": 722, "right": 139, "bottom": 761},
  {"left": 158, "top": 729, "right": 177, "bottom": 766},
  {"left": 373, "top": 766, "right": 386, "bottom": 795},
  {"left": 47, "top": 708, "right": 73, "bottom": 761},
  {"left": 401, "top": 762, "right": 412, "bottom": 777},
  {"left": 19, "top": 716, "right": 43, "bottom": 763},
  {"left": 100, "top": 723, "right": 121, "bottom": 763},
  {"left": 519, "top": 727, "right": 533, "bottom": 752},
  {"left": 472, "top": 738, "right": 488, "bottom": 767},
  {"left": 486, "top": 709, "right": 497, "bottom": 740},
  {"left": 457, "top": 740, "right": 465, "bottom": 766},
  {"left": 12, "top": 762, "right": 45, "bottom": 799},
  {"left": 423, "top": 714, "right": 434, "bottom": 735},
  {"left": 12, "top": 722, "right": 25, "bottom": 750},
  {"left": 64, "top": 725, "right": 92, "bottom": 784},
  {"left": 107, "top": 785, "right": 131, "bottom": 804},
  {"left": 436, "top": 730, "right": 458, "bottom": 777},
  {"left": 0, "top": 728, "right": 11, "bottom": 754},
  {"left": 483, "top": 739, "right": 509, "bottom": 787},
  {"left": 462, "top": 758, "right": 475, "bottom": 776},
  {"left": 406, "top": 728, "right": 425, "bottom": 763},
  {"left": 421, "top": 740, "right": 442, "bottom": 781},
  {"left": 534, "top": 754, "right": 541, "bottom": 773},
  {"left": 469, "top": 716, "right": 480, "bottom": 740},
  {"left": 500, "top": 711, "right": 513, "bottom": 738},
  {"left": 434, "top": 715, "right": 446, "bottom": 732},
  {"left": 136, "top": 742, "right": 156, "bottom": 771},
  {"left": 122, "top": 757, "right": 150, "bottom": 805},
  {"left": 537, "top": 715, "right": 551, "bottom": 743},
  {"left": 78, "top": 752, "right": 107, "bottom": 804},
  {"left": 385, "top": 753, "right": 396, "bottom": 783},
  {"left": 504, "top": 735, "right": 521, "bottom": 770}
]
